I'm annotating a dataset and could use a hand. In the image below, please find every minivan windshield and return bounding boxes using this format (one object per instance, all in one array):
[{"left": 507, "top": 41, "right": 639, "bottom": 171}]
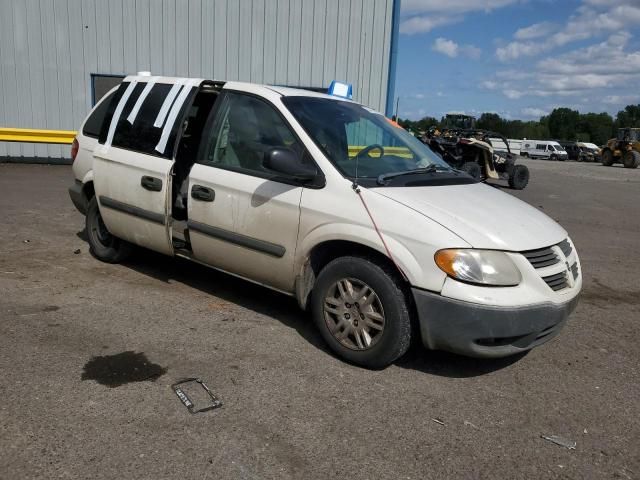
[{"left": 283, "top": 97, "right": 458, "bottom": 186}]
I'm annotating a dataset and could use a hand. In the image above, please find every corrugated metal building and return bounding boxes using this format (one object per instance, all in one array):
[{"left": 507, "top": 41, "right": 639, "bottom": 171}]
[{"left": 0, "top": 0, "right": 399, "bottom": 161}]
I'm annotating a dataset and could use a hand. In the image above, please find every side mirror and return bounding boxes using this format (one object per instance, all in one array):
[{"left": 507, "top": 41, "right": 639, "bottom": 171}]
[{"left": 263, "top": 148, "right": 318, "bottom": 182}]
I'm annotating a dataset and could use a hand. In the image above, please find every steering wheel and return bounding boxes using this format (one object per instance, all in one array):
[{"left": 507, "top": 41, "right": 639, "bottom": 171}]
[{"left": 353, "top": 144, "right": 384, "bottom": 161}]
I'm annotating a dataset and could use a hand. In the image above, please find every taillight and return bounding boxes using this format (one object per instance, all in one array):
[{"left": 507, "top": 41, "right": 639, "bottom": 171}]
[{"left": 71, "top": 138, "right": 79, "bottom": 162}]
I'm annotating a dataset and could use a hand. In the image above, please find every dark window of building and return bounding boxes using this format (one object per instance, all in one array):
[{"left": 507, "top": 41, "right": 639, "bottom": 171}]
[
  {"left": 82, "top": 90, "right": 117, "bottom": 138},
  {"left": 91, "top": 74, "right": 125, "bottom": 105}
]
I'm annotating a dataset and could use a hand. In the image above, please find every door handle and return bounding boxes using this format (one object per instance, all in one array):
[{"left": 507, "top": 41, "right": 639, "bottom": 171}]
[
  {"left": 191, "top": 185, "right": 215, "bottom": 202},
  {"left": 141, "top": 176, "right": 163, "bottom": 192}
]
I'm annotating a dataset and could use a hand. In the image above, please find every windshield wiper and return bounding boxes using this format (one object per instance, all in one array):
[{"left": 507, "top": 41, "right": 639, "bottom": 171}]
[{"left": 377, "top": 165, "right": 452, "bottom": 185}]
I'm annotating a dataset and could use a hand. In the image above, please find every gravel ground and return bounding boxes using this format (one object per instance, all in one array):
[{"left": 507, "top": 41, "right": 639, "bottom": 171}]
[{"left": 0, "top": 159, "right": 638, "bottom": 479}]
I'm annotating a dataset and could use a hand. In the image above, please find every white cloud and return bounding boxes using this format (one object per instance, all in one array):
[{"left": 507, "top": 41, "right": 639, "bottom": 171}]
[
  {"left": 400, "top": 15, "right": 460, "bottom": 34},
  {"left": 432, "top": 38, "right": 459, "bottom": 57},
  {"left": 482, "top": 80, "right": 499, "bottom": 90},
  {"left": 496, "top": 2, "right": 640, "bottom": 61},
  {"left": 496, "top": 41, "right": 545, "bottom": 61},
  {"left": 400, "top": 0, "right": 519, "bottom": 34},
  {"left": 402, "top": 0, "right": 519, "bottom": 15},
  {"left": 431, "top": 37, "right": 482, "bottom": 59},
  {"left": 504, "top": 89, "right": 524, "bottom": 99},
  {"left": 486, "top": 31, "right": 640, "bottom": 104},
  {"left": 603, "top": 94, "right": 640, "bottom": 105},
  {"left": 514, "top": 22, "right": 556, "bottom": 40},
  {"left": 521, "top": 107, "right": 549, "bottom": 118}
]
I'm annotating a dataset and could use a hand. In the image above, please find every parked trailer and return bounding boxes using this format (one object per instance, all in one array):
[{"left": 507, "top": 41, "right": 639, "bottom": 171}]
[{"left": 490, "top": 138, "right": 522, "bottom": 155}]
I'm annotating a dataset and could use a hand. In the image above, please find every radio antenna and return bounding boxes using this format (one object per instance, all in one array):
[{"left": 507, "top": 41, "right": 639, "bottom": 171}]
[{"left": 352, "top": 151, "right": 360, "bottom": 193}]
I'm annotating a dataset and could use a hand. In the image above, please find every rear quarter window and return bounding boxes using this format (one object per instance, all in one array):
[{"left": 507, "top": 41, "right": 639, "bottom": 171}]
[
  {"left": 82, "top": 91, "right": 116, "bottom": 138},
  {"left": 99, "top": 81, "right": 195, "bottom": 159}
]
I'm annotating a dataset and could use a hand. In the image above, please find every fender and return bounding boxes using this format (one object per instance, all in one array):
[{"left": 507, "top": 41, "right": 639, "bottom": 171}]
[
  {"left": 294, "top": 222, "right": 448, "bottom": 309},
  {"left": 82, "top": 169, "right": 94, "bottom": 187}
]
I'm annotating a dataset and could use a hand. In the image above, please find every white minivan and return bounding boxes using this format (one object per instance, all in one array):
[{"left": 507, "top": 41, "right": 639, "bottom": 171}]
[
  {"left": 520, "top": 140, "right": 568, "bottom": 160},
  {"left": 69, "top": 75, "right": 581, "bottom": 368}
]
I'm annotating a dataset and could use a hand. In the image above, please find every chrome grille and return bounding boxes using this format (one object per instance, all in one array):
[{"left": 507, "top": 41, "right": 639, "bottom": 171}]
[
  {"left": 542, "top": 271, "right": 568, "bottom": 291},
  {"left": 522, "top": 247, "right": 560, "bottom": 269}
]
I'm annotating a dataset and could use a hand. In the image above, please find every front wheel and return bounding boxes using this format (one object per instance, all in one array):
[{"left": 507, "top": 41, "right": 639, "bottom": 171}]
[
  {"left": 602, "top": 149, "right": 614, "bottom": 166},
  {"left": 311, "top": 256, "right": 412, "bottom": 369},
  {"left": 623, "top": 150, "right": 639, "bottom": 169},
  {"left": 509, "top": 164, "right": 530, "bottom": 190},
  {"left": 86, "top": 196, "right": 133, "bottom": 263}
]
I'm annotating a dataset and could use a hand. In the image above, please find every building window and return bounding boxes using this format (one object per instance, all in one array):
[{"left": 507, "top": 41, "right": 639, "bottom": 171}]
[{"left": 91, "top": 74, "right": 125, "bottom": 105}]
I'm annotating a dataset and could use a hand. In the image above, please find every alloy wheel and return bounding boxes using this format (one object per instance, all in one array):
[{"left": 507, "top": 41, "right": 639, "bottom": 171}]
[{"left": 323, "top": 278, "right": 385, "bottom": 350}]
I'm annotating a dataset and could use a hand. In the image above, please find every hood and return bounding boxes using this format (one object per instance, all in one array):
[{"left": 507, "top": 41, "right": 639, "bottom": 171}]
[{"left": 373, "top": 183, "right": 567, "bottom": 251}]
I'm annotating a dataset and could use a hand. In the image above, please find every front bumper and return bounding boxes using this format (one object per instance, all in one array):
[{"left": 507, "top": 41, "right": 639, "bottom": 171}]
[
  {"left": 412, "top": 288, "right": 579, "bottom": 358},
  {"left": 68, "top": 180, "right": 87, "bottom": 215}
]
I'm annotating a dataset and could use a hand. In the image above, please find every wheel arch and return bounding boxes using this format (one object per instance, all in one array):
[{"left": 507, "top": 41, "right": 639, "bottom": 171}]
[
  {"left": 295, "top": 238, "right": 415, "bottom": 311},
  {"left": 81, "top": 170, "right": 96, "bottom": 202}
]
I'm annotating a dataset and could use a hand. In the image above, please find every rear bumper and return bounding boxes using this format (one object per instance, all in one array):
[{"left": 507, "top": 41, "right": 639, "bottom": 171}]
[
  {"left": 68, "top": 180, "right": 87, "bottom": 215},
  {"left": 412, "top": 288, "right": 579, "bottom": 358}
]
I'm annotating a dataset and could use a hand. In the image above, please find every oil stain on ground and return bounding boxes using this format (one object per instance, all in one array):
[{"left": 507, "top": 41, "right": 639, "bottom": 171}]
[{"left": 82, "top": 351, "right": 167, "bottom": 388}]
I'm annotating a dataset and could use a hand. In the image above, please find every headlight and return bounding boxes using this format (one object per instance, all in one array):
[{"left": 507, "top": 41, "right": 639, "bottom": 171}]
[{"left": 435, "top": 249, "right": 522, "bottom": 286}]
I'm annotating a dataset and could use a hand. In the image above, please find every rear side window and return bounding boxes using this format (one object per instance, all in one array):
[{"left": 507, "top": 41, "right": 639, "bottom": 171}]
[
  {"left": 100, "top": 81, "right": 196, "bottom": 159},
  {"left": 82, "top": 91, "right": 116, "bottom": 138}
]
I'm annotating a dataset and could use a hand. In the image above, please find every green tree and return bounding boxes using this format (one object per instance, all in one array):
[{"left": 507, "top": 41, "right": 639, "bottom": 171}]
[
  {"left": 578, "top": 112, "right": 613, "bottom": 145},
  {"left": 476, "top": 113, "right": 504, "bottom": 133},
  {"left": 547, "top": 108, "right": 580, "bottom": 140},
  {"left": 615, "top": 105, "right": 640, "bottom": 128}
]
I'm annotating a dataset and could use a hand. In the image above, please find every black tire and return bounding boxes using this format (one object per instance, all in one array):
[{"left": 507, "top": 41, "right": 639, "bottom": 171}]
[
  {"left": 550, "top": 154, "right": 557, "bottom": 161},
  {"left": 461, "top": 161, "right": 482, "bottom": 180},
  {"left": 310, "top": 256, "right": 412, "bottom": 369},
  {"left": 602, "top": 149, "right": 614, "bottom": 166},
  {"left": 623, "top": 150, "right": 640, "bottom": 169},
  {"left": 86, "top": 196, "right": 133, "bottom": 263},
  {"left": 508, "top": 164, "right": 530, "bottom": 190}
]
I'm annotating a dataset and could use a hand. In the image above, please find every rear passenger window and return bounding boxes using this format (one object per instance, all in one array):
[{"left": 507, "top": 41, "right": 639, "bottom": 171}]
[
  {"left": 100, "top": 81, "right": 196, "bottom": 159},
  {"left": 82, "top": 91, "right": 116, "bottom": 138}
]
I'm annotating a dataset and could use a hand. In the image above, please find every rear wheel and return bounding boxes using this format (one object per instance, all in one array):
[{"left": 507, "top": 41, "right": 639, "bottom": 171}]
[
  {"left": 623, "top": 150, "right": 640, "bottom": 169},
  {"left": 602, "top": 149, "right": 614, "bottom": 166},
  {"left": 461, "top": 161, "right": 482, "bottom": 180},
  {"left": 311, "top": 256, "right": 412, "bottom": 369},
  {"left": 509, "top": 164, "right": 530, "bottom": 190},
  {"left": 86, "top": 196, "right": 133, "bottom": 263}
]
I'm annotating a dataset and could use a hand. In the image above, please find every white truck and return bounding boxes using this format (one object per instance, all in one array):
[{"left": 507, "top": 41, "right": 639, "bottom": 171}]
[
  {"left": 69, "top": 74, "right": 582, "bottom": 368},
  {"left": 520, "top": 140, "right": 568, "bottom": 160}
]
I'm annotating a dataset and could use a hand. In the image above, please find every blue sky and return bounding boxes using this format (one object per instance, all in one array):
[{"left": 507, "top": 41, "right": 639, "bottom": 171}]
[{"left": 395, "top": 0, "right": 640, "bottom": 120}]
